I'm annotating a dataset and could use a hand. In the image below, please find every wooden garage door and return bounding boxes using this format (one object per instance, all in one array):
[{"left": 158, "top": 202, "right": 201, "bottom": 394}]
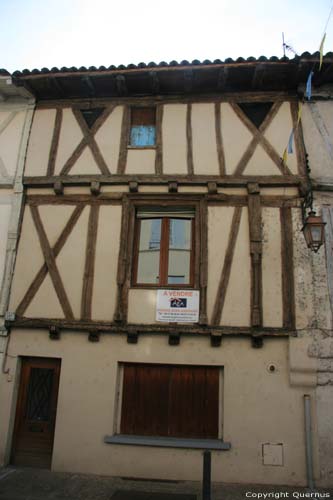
[{"left": 11, "top": 357, "right": 61, "bottom": 468}]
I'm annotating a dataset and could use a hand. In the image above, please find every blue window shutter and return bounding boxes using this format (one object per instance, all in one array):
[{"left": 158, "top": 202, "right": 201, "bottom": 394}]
[{"left": 130, "top": 125, "right": 156, "bottom": 146}]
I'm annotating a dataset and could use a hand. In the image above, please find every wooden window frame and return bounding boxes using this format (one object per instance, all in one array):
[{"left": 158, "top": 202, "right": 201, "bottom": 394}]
[
  {"left": 131, "top": 201, "right": 200, "bottom": 289},
  {"left": 128, "top": 106, "right": 157, "bottom": 150}
]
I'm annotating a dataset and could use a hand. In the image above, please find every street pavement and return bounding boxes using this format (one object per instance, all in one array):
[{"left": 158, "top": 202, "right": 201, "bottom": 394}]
[{"left": 0, "top": 467, "right": 332, "bottom": 500}]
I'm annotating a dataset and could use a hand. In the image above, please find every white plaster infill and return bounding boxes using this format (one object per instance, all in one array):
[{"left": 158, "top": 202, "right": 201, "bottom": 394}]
[{"left": 104, "top": 434, "right": 231, "bottom": 450}]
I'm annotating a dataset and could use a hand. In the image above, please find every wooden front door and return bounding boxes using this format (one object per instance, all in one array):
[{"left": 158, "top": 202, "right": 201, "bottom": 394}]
[{"left": 11, "top": 357, "right": 61, "bottom": 468}]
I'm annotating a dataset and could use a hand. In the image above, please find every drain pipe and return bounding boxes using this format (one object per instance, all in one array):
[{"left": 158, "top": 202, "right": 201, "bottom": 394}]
[{"left": 304, "top": 394, "right": 315, "bottom": 489}]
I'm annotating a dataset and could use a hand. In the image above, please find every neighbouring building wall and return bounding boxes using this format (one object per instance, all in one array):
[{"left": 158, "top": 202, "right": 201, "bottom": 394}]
[
  {"left": 0, "top": 83, "right": 35, "bottom": 371},
  {"left": 301, "top": 95, "right": 333, "bottom": 486}
]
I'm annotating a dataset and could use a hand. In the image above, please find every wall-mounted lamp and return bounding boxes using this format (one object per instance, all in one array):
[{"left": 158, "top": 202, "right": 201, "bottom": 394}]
[{"left": 302, "top": 210, "right": 326, "bottom": 253}]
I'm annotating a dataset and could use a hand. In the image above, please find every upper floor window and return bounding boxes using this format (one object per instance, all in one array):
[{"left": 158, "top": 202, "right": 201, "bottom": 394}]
[
  {"left": 129, "top": 107, "right": 156, "bottom": 147},
  {"left": 132, "top": 207, "right": 195, "bottom": 287}
]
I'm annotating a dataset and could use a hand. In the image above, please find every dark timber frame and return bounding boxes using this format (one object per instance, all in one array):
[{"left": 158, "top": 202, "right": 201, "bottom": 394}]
[
  {"left": 230, "top": 102, "right": 293, "bottom": 176},
  {"left": 9, "top": 191, "right": 299, "bottom": 343},
  {"left": 247, "top": 183, "right": 263, "bottom": 327},
  {"left": 7, "top": 78, "right": 307, "bottom": 344},
  {"left": 59, "top": 105, "right": 116, "bottom": 176},
  {"left": 24, "top": 94, "right": 307, "bottom": 188}
]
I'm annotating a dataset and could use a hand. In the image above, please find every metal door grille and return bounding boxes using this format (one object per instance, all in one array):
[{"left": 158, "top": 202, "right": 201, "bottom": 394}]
[{"left": 26, "top": 368, "right": 54, "bottom": 421}]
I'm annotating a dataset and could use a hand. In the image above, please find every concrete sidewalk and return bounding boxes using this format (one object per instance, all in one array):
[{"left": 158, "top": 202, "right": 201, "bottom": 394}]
[{"left": 0, "top": 467, "right": 332, "bottom": 500}]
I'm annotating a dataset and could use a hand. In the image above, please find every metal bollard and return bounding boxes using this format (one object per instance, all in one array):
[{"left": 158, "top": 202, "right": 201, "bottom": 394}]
[{"left": 202, "top": 450, "right": 211, "bottom": 500}]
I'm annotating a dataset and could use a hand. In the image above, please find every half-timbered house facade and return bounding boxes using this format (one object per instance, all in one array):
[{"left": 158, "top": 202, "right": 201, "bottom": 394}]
[{"left": 0, "top": 54, "right": 332, "bottom": 486}]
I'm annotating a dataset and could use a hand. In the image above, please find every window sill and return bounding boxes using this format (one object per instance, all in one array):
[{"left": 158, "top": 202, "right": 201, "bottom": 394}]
[
  {"left": 104, "top": 434, "right": 231, "bottom": 450},
  {"left": 127, "top": 145, "right": 157, "bottom": 150}
]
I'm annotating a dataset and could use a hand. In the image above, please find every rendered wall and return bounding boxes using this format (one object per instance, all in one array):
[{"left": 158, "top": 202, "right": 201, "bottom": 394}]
[{"left": 0, "top": 330, "right": 318, "bottom": 486}]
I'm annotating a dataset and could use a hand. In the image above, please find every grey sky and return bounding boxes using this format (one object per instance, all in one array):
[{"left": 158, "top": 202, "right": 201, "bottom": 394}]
[{"left": 1, "top": 0, "right": 332, "bottom": 72}]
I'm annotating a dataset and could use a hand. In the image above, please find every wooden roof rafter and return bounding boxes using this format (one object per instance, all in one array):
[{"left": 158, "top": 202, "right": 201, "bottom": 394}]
[
  {"left": 217, "top": 66, "right": 229, "bottom": 90},
  {"left": 252, "top": 63, "right": 266, "bottom": 90},
  {"left": 184, "top": 69, "right": 194, "bottom": 93},
  {"left": 81, "top": 75, "right": 96, "bottom": 97},
  {"left": 116, "top": 75, "right": 127, "bottom": 96},
  {"left": 149, "top": 71, "right": 160, "bottom": 94}
]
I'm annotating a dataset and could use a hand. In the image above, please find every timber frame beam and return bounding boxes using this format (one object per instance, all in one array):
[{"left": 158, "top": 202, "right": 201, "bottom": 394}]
[
  {"left": 34, "top": 92, "right": 299, "bottom": 109},
  {"left": 247, "top": 183, "right": 263, "bottom": 327},
  {"left": 24, "top": 192, "right": 301, "bottom": 208},
  {"left": 7, "top": 316, "right": 295, "bottom": 338},
  {"left": 23, "top": 174, "right": 305, "bottom": 189}
]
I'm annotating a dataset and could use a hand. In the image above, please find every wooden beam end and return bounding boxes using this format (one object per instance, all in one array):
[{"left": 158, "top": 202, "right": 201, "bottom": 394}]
[
  {"left": 207, "top": 182, "right": 218, "bottom": 194},
  {"left": 53, "top": 180, "right": 64, "bottom": 195},
  {"left": 127, "top": 331, "right": 138, "bottom": 344},
  {"left": 168, "top": 332, "right": 180, "bottom": 346},
  {"left": 49, "top": 326, "right": 61, "bottom": 340},
  {"left": 210, "top": 334, "right": 222, "bottom": 347},
  {"left": 88, "top": 331, "right": 100, "bottom": 342},
  {"left": 90, "top": 181, "right": 101, "bottom": 196},
  {"left": 247, "top": 182, "right": 260, "bottom": 194},
  {"left": 129, "top": 181, "right": 138, "bottom": 193},
  {"left": 168, "top": 181, "right": 178, "bottom": 193}
]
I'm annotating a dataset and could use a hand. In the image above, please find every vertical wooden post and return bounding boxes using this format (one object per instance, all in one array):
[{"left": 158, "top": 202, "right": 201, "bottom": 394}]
[
  {"left": 114, "top": 196, "right": 130, "bottom": 323},
  {"left": 247, "top": 183, "right": 262, "bottom": 327},
  {"left": 215, "top": 102, "right": 226, "bottom": 176},
  {"left": 81, "top": 205, "right": 100, "bottom": 320},
  {"left": 117, "top": 106, "right": 130, "bottom": 174},
  {"left": 199, "top": 198, "right": 208, "bottom": 325},
  {"left": 280, "top": 206, "right": 295, "bottom": 329},
  {"left": 47, "top": 108, "right": 63, "bottom": 176}
]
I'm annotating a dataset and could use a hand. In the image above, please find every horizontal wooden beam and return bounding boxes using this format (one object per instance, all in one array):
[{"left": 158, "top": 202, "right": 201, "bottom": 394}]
[
  {"left": 35, "top": 92, "right": 298, "bottom": 109},
  {"left": 24, "top": 192, "right": 299, "bottom": 208},
  {"left": 8, "top": 316, "right": 295, "bottom": 337},
  {"left": 26, "top": 193, "right": 123, "bottom": 205},
  {"left": 24, "top": 174, "right": 304, "bottom": 188}
]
